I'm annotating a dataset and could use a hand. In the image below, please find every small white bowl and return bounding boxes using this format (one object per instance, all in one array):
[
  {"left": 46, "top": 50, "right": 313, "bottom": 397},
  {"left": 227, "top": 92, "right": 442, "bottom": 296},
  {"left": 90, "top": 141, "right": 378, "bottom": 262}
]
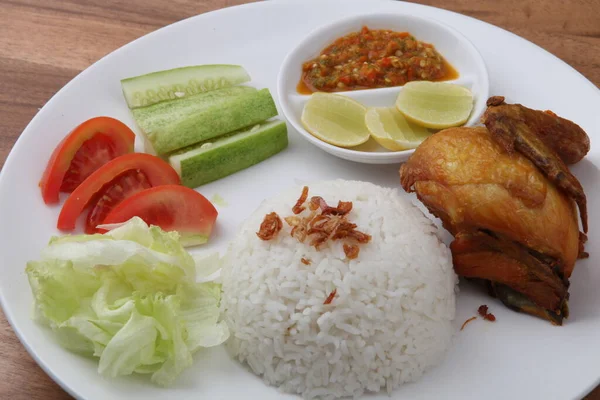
[{"left": 277, "top": 13, "right": 489, "bottom": 164}]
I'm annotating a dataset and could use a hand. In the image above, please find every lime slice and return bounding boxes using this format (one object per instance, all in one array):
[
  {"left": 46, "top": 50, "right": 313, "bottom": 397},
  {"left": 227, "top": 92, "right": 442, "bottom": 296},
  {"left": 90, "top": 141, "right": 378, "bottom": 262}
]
[
  {"left": 365, "top": 107, "right": 431, "bottom": 151},
  {"left": 395, "top": 81, "right": 474, "bottom": 129},
  {"left": 365, "top": 107, "right": 432, "bottom": 151},
  {"left": 301, "top": 92, "right": 369, "bottom": 148}
]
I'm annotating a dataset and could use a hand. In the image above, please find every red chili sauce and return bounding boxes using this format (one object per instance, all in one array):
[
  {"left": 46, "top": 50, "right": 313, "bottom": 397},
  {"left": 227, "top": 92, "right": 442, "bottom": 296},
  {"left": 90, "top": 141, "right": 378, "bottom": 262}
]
[{"left": 298, "top": 26, "right": 458, "bottom": 94}]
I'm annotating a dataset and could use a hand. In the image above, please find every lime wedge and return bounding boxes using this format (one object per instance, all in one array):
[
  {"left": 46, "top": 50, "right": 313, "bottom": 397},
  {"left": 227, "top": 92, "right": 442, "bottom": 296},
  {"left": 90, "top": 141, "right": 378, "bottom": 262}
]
[
  {"left": 365, "top": 107, "right": 432, "bottom": 151},
  {"left": 395, "top": 82, "right": 473, "bottom": 129},
  {"left": 301, "top": 92, "right": 369, "bottom": 148}
]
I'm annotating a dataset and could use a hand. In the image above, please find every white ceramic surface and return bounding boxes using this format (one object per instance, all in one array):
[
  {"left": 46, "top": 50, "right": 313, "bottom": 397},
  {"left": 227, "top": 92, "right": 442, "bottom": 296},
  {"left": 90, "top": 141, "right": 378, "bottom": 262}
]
[
  {"left": 278, "top": 13, "right": 489, "bottom": 164},
  {"left": 0, "top": 1, "right": 599, "bottom": 399}
]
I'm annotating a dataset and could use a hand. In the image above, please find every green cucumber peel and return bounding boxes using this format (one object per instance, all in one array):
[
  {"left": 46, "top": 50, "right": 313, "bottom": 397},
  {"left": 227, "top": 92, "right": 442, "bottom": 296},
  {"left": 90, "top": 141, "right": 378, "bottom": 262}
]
[
  {"left": 169, "top": 120, "right": 288, "bottom": 188},
  {"left": 133, "top": 87, "right": 278, "bottom": 155},
  {"left": 121, "top": 64, "right": 251, "bottom": 109}
]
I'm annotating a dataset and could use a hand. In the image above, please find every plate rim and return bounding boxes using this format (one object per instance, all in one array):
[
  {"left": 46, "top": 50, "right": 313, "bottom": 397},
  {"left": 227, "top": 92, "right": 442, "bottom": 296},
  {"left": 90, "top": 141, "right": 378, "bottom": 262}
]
[{"left": 1, "top": 1, "right": 599, "bottom": 399}]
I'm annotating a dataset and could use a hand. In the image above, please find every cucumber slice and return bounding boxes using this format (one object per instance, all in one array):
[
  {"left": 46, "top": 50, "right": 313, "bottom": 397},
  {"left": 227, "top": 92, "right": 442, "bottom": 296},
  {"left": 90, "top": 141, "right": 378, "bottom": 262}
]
[
  {"left": 121, "top": 64, "right": 251, "bottom": 109},
  {"left": 135, "top": 86, "right": 256, "bottom": 155},
  {"left": 133, "top": 87, "right": 278, "bottom": 155},
  {"left": 170, "top": 120, "right": 288, "bottom": 188}
]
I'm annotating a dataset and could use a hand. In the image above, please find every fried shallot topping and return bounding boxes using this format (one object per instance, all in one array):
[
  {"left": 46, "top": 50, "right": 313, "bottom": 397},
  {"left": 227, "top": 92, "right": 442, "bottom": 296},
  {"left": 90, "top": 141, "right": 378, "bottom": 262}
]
[
  {"left": 286, "top": 189, "right": 371, "bottom": 252},
  {"left": 477, "top": 304, "right": 488, "bottom": 317},
  {"left": 343, "top": 244, "right": 360, "bottom": 259},
  {"left": 309, "top": 196, "right": 353, "bottom": 215},
  {"left": 477, "top": 304, "right": 489, "bottom": 316},
  {"left": 324, "top": 289, "right": 337, "bottom": 305},
  {"left": 478, "top": 305, "right": 496, "bottom": 322},
  {"left": 461, "top": 305, "right": 498, "bottom": 332},
  {"left": 460, "top": 316, "right": 477, "bottom": 331},
  {"left": 301, "top": 257, "right": 312, "bottom": 265},
  {"left": 285, "top": 213, "right": 314, "bottom": 243},
  {"left": 260, "top": 187, "right": 371, "bottom": 261},
  {"left": 256, "top": 212, "right": 283, "bottom": 241},
  {"left": 292, "top": 186, "right": 309, "bottom": 214}
]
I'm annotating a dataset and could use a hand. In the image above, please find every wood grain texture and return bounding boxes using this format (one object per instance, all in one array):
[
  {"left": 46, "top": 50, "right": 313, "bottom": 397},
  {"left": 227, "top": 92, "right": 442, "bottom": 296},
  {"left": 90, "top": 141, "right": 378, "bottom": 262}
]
[{"left": 0, "top": 1, "right": 598, "bottom": 399}]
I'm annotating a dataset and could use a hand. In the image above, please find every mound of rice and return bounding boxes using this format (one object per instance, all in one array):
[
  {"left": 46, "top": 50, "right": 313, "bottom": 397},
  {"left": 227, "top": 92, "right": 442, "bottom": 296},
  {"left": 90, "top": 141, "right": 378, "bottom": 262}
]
[{"left": 221, "top": 180, "right": 457, "bottom": 399}]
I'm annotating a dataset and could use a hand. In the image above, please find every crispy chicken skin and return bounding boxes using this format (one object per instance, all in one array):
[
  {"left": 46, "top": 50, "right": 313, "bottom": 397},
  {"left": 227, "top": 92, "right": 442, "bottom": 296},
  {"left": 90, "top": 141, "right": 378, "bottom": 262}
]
[
  {"left": 482, "top": 96, "right": 589, "bottom": 232},
  {"left": 400, "top": 127, "right": 581, "bottom": 324},
  {"left": 484, "top": 96, "right": 590, "bottom": 165}
]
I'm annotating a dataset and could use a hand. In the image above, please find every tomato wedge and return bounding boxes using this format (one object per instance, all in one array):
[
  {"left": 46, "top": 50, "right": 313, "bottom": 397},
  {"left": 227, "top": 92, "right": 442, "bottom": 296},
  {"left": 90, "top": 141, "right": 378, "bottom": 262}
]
[
  {"left": 99, "top": 185, "right": 218, "bottom": 246},
  {"left": 39, "top": 117, "right": 135, "bottom": 204},
  {"left": 57, "top": 153, "right": 180, "bottom": 231},
  {"left": 84, "top": 169, "right": 152, "bottom": 233}
]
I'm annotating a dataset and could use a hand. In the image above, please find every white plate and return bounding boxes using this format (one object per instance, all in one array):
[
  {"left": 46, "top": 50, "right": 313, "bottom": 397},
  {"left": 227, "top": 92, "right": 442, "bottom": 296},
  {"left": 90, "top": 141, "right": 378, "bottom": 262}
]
[
  {"left": 0, "top": 1, "right": 599, "bottom": 399},
  {"left": 278, "top": 13, "right": 489, "bottom": 164}
]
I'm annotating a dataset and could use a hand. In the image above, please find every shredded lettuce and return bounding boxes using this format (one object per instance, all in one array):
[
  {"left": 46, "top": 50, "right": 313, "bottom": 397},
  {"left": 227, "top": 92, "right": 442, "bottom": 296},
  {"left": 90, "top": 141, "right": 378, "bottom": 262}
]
[{"left": 26, "top": 217, "right": 228, "bottom": 386}]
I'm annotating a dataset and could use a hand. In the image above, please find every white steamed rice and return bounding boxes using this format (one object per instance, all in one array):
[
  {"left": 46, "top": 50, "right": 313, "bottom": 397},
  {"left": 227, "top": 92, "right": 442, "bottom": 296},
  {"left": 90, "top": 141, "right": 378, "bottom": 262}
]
[{"left": 221, "top": 180, "right": 457, "bottom": 399}]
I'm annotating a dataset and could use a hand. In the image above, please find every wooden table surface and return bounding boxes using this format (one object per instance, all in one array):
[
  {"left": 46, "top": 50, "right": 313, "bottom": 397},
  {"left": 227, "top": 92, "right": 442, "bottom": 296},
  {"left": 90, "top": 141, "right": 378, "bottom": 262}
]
[{"left": 0, "top": 0, "right": 599, "bottom": 398}]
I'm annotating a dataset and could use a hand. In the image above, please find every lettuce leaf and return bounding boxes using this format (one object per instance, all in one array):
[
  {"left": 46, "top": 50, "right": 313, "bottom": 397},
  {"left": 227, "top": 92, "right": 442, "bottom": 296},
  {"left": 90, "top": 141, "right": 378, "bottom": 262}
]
[{"left": 26, "top": 217, "right": 228, "bottom": 386}]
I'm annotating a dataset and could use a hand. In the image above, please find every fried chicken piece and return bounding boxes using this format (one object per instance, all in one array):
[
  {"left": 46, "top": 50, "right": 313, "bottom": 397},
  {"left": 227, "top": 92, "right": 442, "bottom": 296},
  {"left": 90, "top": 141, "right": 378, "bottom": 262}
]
[
  {"left": 491, "top": 283, "right": 567, "bottom": 326},
  {"left": 482, "top": 96, "right": 589, "bottom": 232},
  {"left": 451, "top": 230, "right": 569, "bottom": 316},
  {"left": 400, "top": 127, "right": 581, "bottom": 324},
  {"left": 484, "top": 96, "right": 590, "bottom": 164}
]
